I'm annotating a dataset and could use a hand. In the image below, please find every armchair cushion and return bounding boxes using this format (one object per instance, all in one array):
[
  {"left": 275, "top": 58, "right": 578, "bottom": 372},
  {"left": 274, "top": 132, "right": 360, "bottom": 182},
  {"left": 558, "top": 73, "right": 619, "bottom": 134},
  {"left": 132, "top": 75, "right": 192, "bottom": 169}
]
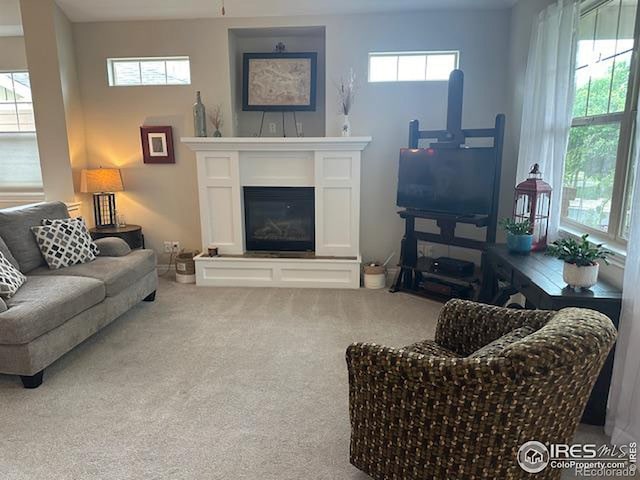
[
  {"left": 468, "top": 325, "right": 536, "bottom": 358},
  {"left": 94, "top": 237, "right": 131, "bottom": 257},
  {"left": 435, "top": 299, "right": 554, "bottom": 356},
  {"left": 404, "top": 339, "right": 458, "bottom": 357}
]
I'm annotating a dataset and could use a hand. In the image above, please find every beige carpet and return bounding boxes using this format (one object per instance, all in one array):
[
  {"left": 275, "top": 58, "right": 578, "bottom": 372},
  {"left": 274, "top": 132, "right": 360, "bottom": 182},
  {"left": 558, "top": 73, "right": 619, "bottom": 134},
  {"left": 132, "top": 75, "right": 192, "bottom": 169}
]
[{"left": 0, "top": 277, "right": 613, "bottom": 479}]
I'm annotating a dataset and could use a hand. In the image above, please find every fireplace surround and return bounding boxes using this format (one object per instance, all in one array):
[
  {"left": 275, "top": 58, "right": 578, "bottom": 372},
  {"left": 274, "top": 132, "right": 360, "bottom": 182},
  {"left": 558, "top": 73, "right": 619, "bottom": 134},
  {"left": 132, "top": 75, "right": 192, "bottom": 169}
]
[{"left": 183, "top": 136, "right": 371, "bottom": 288}]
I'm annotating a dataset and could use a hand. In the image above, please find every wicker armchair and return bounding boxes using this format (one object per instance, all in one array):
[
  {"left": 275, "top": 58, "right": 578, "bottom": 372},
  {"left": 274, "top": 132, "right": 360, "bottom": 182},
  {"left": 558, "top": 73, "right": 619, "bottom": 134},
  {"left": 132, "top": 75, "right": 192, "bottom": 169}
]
[{"left": 346, "top": 299, "right": 617, "bottom": 480}]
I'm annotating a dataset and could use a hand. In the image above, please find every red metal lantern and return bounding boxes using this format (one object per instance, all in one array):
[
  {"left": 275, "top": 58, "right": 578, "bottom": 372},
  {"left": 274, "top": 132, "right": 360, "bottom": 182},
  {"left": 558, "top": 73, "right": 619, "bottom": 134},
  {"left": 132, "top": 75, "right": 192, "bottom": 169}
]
[{"left": 513, "top": 164, "right": 552, "bottom": 251}]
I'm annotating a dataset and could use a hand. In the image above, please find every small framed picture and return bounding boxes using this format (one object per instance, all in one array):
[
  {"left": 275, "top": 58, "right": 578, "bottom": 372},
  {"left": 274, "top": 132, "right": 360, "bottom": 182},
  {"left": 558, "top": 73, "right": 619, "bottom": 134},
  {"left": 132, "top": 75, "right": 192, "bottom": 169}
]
[{"left": 140, "top": 126, "right": 175, "bottom": 164}]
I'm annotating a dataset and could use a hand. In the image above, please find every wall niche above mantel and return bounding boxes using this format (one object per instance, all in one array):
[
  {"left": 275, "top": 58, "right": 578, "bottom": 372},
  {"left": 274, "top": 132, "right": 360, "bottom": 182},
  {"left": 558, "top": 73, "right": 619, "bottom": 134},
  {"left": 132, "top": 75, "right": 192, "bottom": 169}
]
[{"left": 228, "top": 26, "right": 326, "bottom": 138}]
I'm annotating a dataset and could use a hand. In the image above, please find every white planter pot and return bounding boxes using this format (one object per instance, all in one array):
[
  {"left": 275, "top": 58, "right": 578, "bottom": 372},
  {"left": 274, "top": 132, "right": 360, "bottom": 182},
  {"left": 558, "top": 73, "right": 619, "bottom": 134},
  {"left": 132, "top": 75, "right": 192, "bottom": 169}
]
[{"left": 563, "top": 262, "right": 599, "bottom": 291}]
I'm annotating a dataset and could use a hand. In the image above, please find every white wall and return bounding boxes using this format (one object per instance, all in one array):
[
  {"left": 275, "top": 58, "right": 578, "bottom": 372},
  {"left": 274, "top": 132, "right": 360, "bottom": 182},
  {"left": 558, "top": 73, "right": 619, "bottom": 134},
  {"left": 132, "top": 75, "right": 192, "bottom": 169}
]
[
  {"left": 73, "top": 9, "right": 510, "bottom": 263},
  {"left": 0, "top": 35, "right": 26, "bottom": 70}
]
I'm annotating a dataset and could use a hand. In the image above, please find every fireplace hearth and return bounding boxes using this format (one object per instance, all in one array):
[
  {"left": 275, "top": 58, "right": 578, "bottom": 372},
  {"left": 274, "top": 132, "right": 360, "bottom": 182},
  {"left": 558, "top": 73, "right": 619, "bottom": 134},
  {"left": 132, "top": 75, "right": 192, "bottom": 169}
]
[{"left": 244, "top": 187, "right": 315, "bottom": 252}]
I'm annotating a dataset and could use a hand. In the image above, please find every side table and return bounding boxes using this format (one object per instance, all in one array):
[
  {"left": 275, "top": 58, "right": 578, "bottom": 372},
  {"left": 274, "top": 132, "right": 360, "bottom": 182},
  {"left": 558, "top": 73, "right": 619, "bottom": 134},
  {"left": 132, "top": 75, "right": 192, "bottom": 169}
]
[
  {"left": 483, "top": 244, "right": 622, "bottom": 426},
  {"left": 89, "top": 224, "right": 145, "bottom": 250}
]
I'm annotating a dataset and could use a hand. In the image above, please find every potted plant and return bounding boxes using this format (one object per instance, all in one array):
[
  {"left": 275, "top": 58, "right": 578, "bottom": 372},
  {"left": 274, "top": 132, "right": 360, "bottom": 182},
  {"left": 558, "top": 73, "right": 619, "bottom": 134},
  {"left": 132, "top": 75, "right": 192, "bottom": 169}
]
[
  {"left": 499, "top": 218, "right": 533, "bottom": 253},
  {"left": 546, "top": 234, "right": 614, "bottom": 291}
]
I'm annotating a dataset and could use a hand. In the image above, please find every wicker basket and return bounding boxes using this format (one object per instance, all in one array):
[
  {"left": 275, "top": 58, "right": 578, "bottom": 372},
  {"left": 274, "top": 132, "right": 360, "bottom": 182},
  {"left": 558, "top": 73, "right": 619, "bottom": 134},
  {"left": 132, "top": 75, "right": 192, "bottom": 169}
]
[{"left": 176, "top": 251, "right": 197, "bottom": 284}]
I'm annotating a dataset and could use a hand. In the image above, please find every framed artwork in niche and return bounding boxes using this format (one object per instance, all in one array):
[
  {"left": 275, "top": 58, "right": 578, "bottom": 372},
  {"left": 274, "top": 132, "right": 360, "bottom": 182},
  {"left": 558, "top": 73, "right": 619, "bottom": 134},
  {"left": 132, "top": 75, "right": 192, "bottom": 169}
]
[
  {"left": 140, "top": 126, "right": 175, "bottom": 164},
  {"left": 242, "top": 52, "right": 317, "bottom": 111}
]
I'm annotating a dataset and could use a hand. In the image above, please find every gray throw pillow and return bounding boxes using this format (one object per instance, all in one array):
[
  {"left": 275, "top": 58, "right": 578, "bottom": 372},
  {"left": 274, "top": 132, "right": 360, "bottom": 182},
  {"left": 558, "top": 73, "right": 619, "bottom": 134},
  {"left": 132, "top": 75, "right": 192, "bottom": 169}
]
[
  {"left": 468, "top": 326, "right": 537, "bottom": 359},
  {"left": 0, "top": 251, "right": 26, "bottom": 299},
  {"left": 0, "top": 297, "right": 7, "bottom": 313},
  {"left": 31, "top": 221, "right": 96, "bottom": 270},
  {"left": 94, "top": 237, "right": 131, "bottom": 257}
]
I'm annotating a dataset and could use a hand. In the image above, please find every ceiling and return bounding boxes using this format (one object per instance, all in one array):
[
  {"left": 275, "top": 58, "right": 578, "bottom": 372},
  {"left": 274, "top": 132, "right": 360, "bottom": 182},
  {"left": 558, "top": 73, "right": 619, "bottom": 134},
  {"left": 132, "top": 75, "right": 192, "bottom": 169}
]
[{"left": 1, "top": 0, "right": 517, "bottom": 27}]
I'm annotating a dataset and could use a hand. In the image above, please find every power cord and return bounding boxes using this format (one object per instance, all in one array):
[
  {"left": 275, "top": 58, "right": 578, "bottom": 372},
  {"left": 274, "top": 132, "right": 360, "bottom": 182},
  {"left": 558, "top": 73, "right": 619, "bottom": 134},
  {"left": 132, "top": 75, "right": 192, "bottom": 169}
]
[{"left": 159, "top": 251, "right": 176, "bottom": 277}]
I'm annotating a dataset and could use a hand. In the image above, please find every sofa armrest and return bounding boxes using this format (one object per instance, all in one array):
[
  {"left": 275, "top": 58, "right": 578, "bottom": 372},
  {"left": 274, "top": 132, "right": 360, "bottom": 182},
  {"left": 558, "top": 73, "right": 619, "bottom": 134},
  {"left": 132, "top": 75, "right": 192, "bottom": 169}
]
[
  {"left": 434, "top": 299, "right": 555, "bottom": 356},
  {"left": 94, "top": 237, "right": 131, "bottom": 257}
]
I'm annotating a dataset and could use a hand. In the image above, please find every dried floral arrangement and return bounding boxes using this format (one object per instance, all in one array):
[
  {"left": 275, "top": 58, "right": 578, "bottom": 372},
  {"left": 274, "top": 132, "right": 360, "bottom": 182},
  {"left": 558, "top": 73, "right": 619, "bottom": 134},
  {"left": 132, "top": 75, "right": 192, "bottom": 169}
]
[
  {"left": 208, "top": 105, "right": 223, "bottom": 131},
  {"left": 338, "top": 69, "right": 356, "bottom": 116}
]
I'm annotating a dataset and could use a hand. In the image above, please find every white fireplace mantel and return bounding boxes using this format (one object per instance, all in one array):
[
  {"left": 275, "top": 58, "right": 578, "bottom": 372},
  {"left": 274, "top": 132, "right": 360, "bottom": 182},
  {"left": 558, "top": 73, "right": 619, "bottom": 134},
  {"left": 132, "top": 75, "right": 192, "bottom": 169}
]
[
  {"left": 181, "top": 136, "right": 372, "bottom": 152},
  {"left": 182, "top": 136, "right": 372, "bottom": 289}
]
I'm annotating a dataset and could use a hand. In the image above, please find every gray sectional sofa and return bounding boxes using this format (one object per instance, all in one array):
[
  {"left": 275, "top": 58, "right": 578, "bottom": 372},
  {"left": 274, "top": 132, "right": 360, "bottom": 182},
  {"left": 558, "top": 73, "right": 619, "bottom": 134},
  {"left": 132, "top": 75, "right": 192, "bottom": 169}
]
[{"left": 0, "top": 201, "right": 157, "bottom": 388}]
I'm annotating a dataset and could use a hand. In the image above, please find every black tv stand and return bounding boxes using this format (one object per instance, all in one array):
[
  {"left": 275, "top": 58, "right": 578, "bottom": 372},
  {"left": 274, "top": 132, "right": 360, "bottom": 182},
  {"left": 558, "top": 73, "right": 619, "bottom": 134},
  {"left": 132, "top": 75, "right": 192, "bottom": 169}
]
[
  {"left": 390, "top": 209, "right": 494, "bottom": 301},
  {"left": 390, "top": 70, "right": 505, "bottom": 302}
]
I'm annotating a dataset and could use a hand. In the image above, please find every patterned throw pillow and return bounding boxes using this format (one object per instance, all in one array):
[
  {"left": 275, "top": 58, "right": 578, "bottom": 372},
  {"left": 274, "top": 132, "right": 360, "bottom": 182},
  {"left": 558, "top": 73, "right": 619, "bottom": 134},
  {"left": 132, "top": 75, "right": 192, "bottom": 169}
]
[
  {"left": 31, "top": 221, "right": 97, "bottom": 270},
  {"left": 468, "top": 326, "right": 537, "bottom": 359},
  {"left": 0, "top": 250, "right": 26, "bottom": 299},
  {"left": 42, "top": 217, "right": 100, "bottom": 257}
]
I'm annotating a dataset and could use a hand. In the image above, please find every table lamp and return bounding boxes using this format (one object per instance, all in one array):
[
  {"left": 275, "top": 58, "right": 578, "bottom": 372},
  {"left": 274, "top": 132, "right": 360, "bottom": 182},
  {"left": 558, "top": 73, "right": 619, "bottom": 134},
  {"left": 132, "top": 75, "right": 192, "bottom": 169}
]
[{"left": 80, "top": 168, "right": 124, "bottom": 228}]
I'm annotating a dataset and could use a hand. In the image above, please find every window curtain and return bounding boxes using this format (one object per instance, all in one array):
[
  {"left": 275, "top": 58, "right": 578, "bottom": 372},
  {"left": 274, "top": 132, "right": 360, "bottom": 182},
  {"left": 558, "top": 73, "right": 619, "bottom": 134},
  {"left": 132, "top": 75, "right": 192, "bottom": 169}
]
[
  {"left": 606, "top": 117, "right": 640, "bottom": 445},
  {"left": 516, "top": 0, "right": 579, "bottom": 240}
]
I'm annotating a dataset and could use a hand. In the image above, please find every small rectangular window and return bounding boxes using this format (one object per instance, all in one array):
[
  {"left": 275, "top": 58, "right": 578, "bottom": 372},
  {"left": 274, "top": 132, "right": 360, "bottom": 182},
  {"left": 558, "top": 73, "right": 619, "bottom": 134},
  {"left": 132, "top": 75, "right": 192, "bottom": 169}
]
[
  {"left": 107, "top": 56, "right": 191, "bottom": 86},
  {"left": 368, "top": 51, "right": 459, "bottom": 83}
]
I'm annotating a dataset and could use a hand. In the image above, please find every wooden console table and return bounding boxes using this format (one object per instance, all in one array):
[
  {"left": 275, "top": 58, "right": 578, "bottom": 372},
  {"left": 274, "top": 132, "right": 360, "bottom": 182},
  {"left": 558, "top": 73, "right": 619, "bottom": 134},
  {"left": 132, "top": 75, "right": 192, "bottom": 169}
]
[{"left": 482, "top": 244, "right": 622, "bottom": 426}]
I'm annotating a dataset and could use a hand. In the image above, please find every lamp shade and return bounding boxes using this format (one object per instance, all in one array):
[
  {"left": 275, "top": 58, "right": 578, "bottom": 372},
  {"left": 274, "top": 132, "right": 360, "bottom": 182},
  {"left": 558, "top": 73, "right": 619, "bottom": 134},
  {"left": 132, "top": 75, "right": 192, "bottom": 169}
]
[{"left": 80, "top": 168, "right": 124, "bottom": 193}]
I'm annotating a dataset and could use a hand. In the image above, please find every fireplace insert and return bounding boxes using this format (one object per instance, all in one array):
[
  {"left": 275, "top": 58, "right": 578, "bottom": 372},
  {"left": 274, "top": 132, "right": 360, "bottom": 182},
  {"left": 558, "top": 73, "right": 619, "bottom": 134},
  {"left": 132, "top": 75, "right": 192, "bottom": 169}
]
[{"left": 244, "top": 187, "right": 315, "bottom": 252}]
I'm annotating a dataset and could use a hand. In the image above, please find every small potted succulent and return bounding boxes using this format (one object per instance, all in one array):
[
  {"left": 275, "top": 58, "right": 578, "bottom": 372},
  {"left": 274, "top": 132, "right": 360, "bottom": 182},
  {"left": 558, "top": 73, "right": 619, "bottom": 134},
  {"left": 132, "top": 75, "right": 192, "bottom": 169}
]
[
  {"left": 546, "top": 234, "right": 613, "bottom": 291},
  {"left": 499, "top": 218, "right": 533, "bottom": 254}
]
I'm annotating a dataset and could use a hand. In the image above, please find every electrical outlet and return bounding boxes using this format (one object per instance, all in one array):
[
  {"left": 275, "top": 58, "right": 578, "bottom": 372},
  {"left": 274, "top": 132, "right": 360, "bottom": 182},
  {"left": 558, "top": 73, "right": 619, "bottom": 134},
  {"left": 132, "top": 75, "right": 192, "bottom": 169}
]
[
  {"left": 268, "top": 122, "right": 277, "bottom": 134},
  {"left": 163, "top": 241, "right": 172, "bottom": 253},
  {"left": 171, "top": 241, "right": 180, "bottom": 253}
]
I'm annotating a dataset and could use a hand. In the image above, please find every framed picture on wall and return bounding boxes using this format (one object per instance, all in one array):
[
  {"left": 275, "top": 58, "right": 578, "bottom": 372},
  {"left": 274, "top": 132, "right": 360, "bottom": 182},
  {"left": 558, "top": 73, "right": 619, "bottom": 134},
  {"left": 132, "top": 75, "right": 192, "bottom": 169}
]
[
  {"left": 140, "top": 126, "right": 175, "bottom": 164},
  {"left": 242, "top": 52, "right": 317, "bottom": 111}
]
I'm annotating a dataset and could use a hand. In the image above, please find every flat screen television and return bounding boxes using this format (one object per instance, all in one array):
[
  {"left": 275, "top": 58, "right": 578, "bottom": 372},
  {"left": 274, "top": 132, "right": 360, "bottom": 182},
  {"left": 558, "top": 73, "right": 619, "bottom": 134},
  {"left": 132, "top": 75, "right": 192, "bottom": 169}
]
[{"left": 397, "top": 147, "right": 496, "bottom": 215}]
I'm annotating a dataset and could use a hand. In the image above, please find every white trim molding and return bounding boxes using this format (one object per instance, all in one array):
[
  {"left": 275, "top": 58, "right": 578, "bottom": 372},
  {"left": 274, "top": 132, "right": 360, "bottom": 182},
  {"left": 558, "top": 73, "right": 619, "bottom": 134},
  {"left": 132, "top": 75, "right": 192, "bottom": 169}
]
[
  {"left": 0, "top": 191, "right": 46, "bottom": 209},
  {"left": 181, "top": 136, "right": 372, "bottom": 152}
]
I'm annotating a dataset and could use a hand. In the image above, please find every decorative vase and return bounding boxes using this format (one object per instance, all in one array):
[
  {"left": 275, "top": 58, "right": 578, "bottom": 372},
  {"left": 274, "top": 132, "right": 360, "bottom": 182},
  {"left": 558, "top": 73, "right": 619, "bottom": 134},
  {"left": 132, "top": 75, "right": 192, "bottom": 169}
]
[
  {"left": 506, "top": 232, "right": 533, "bottom": 254},
  {"left": 563, "top": 262, "right": 599, "bottom": 291},
  {"left": 341, "top": 114, "right": 351, "bottom": 137},
  {"left": 193, "top": 91, "right": 207, "bottom": 137},
  {"left": 213, "top": 129, "right": 222, "bottom": 138}
]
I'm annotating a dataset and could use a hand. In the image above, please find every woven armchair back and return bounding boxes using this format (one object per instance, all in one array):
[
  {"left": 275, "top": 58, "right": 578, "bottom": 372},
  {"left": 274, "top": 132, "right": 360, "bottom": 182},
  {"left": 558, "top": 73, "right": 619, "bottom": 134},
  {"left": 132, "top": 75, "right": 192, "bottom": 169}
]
[{"left": 347, "top": 300, "right": 617, "bottom": 480}]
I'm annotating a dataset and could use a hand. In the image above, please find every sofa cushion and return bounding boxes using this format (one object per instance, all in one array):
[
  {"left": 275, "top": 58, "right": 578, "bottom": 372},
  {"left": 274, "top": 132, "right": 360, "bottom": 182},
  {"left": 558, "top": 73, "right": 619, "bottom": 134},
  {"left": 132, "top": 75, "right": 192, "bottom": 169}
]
[
  {"left": 0, "top": 202, "right": 69, "bottom": 273},
  {"left": 30, "top": 249, "right": 156, "bottom": 297},
  {"left": 468, "top": 326, "right": 537, "bottom": 359},
  {"left": 94, "top": 237, "right": 131, "bottom": 257},
  {"left": 0, "top": 251, "right": 26, "bottom": 299},
  {"left": 0, "top": 297, "right": 6, "bottom": 313},
  {"left": 0, "top": 275, "right": 105, "bottom": 344},
  {"left": 0, "top": 236, "right": 19, "bottom": 270}
]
